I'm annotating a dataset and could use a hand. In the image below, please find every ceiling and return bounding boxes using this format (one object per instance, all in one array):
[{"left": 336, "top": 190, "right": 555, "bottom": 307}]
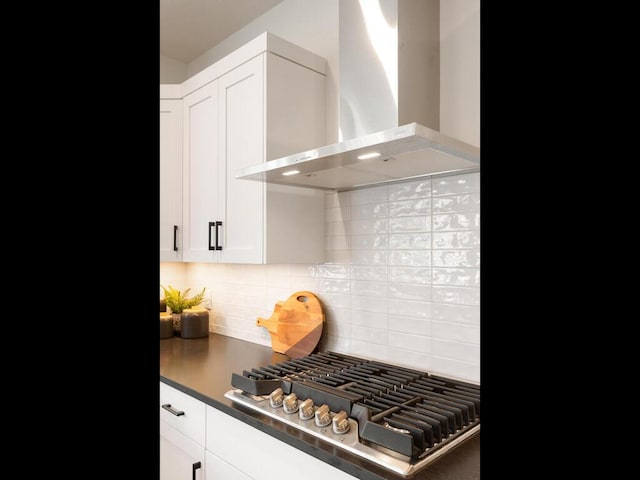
[{"left": 160, "top": 0, "right": 285, "bottom": 64}]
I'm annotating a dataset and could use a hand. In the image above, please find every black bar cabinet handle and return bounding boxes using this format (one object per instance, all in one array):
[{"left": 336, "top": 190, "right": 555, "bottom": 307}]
[
  {"left": 208, "top": 222, "right": 215, "bottom": 250},
  {"left": 192, "top": 461, "right": 201, "bottom": 480},
  {"left": 161, "top": 403, "right": 185, "bottom": 416},
  {"left": 173, "top": 225, "right": 178, "bottom": 251},
  {"left": 215, "top": 221, "right": 223, "bottom": 250}
]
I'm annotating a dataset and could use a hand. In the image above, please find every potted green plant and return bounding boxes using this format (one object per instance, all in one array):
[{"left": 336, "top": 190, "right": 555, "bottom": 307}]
[{"left": 161, "top": 285, "right": 207, "bottom": 335}]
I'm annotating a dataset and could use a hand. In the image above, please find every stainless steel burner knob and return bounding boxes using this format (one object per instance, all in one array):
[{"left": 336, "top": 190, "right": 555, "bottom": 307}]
[
  {"left": 268, "top": 388, "right": 284, "bottom": 408},
  {"left": 283, "top": 393, "right": 299, "bottom": 414},
  {"left": 314, "top": 404, "right": 331, "bottom": 427},
  {"left": 332, "top": 411, "right": 350, "bottom": 434},
  {"left": 298, "top": 398, "right": 314, "bottom": 420}
]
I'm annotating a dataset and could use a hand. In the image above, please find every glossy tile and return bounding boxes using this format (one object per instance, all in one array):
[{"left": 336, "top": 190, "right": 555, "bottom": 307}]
[
  {"left": 350, "top": 202, "right": 388, "bottom": 220},
  {"left": 432, "top": 286, "right": 480, "bottom": 306},
  {"left": 432, "top": 213, "right": 480, "bottom": 231},
  {"left": 432, "top": 268, "right": 480, "bottom": 286},
  {"left": 388, "top": 179, "right": 432, "bottom": 200},
  {"left": 351, "top": 250, "right": 387, "bottom": 265},
  {"left": 389, "top": 216, "right": 430, "bottom": 233},
  {"left": 351, "top": 280, "right": 388, "bottom": 297},
  {"left": 432, "top": 303, "right": 479, "bottom": 325},
  {"left": 432, "top": 231, "right": 480, "bottom": 249},
  {"left": 325, "top": 220, "right": 349, "bottom": 236},
  {"left": 387, "top": 315, "right": 431, "bottom": 336},
  {"left": 318, "top": 264, "right": 350, "bottom": 279},
  {"left": 432, "top": 192, "right": 480, "bottom": 213},
  {"left": 325, "top": 191, "right": 350, "bottom": 209},
  {"left": 432, "top": 250, "right": 480, "bottom": 268},
  {"left": 319, "top": 278, "right": 351, "bottom": 294},
  {"left": 351, "top": 310, "right": 388, "bottom": 329},
  {"left": 432, "top": 338, "right": 480, "bottom": 363},
  {"left": 431, "top": 356, "right": 479, "bottom": 383},
  {"left": 388, "top": 266, "right": 431, "bottom": 284},
  {"left": 351, "top": 295, "right": 388, "bottom": 313},
  {"left": 388, "top": 250, "right": 431, "bottom": 266},
  {"left": 388, "top": 283, "right": 431, "bottom": 301},
  {"left": 351, "top": 218, "right": 388, "bottom": 235},
  {"left": 388, "top": 299, "right": 431, "bottom": 319},
  {"left": 351, "top": 234, "right": 388, "bottom": 250},
  {"left": 326, "top": 206, "right": 350, "bottom": 222},
  {"left": 431, "top": 172, "right": 479, "bottom": 196},
  {"left": 388, "top": 331, "right": 430, "bottom": 353},
  {"left": 388, "top": 199, "right": 431, "bottom": 217},
  {"left": 351, "top": 266, "right": 388, "bottom": 281},
  {"left": 351, "top": 325, "right": 388, "bottom": 345},
  {"left": 389, "top": 233, "right": 431, "bottom": 249},
  {"left": 351, "top": 185, "right": 388, "bottom": 205},
  {"left": 432, "top": 321, "right": 480, "bottom": 344}
]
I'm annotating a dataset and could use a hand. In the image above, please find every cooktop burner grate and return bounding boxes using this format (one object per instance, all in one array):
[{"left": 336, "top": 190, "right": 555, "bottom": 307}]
[{"left": 225, "top": 351, "right": 479, "bottom": 477}]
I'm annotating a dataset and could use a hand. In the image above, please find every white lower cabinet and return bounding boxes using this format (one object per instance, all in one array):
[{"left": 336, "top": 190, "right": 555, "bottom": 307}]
[
  {"left": 205, "top": 406, "right": 357, "bottom": 480},
  {"left": 160, "top": 421, "right": 205, "bottom": 480},
  {"left": 160, "top": 382, "right": 206, "bottom": 480}
]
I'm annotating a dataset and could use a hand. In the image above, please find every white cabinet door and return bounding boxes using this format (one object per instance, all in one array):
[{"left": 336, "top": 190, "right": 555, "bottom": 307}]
[
  {"left": 217, "top": 54, "right": 265, "bottom": 264},
  {"left": 204, "top": 450, "right": 251, "bottom": 480},
  {"left": 160, "top": 421, "right": 205, "bottom": 480},
  {"left": 182, "top": 81, "right": 221, "bottom": 263},
  {"left": 160, "top": 99, "right": 183, "bottom": 262}
]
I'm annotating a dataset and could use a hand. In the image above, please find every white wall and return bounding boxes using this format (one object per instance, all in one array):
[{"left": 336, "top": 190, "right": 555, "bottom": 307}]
[
  {"left": 187, "top": 0, "right": 339, "bottom": 144},
  {"left": 440, "top": 0, "right": 480, "bottom": 146},
  {"left": 160, "top": 55, "right": 188, "bottom": 84}
]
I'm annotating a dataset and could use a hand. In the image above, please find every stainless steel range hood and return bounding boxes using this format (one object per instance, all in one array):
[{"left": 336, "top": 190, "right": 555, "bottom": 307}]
[{"left": 235, "top": 122, "right": 480, "bottom": 191}]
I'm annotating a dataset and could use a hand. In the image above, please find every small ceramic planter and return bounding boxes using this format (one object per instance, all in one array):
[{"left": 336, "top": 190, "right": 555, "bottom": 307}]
[
  {"left": 160, "top": 312, "right": 174, "bottom": 339},
  {"left": 181, "top": 308, "right": 209, "bottom": 339}
]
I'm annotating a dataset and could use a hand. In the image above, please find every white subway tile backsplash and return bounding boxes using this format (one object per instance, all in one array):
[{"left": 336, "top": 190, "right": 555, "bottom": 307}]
[
  {"left": 350, "top": 202, "right": 388, "bottom": 220},
  {"left": 432, "top": 172, "right": 480, "bottom": 196},
  {"left": 388, "top": 250, "right": 431, "bottom": 266},
  {"left": 432, "top": 303, "right": 479, "bottom": 325},
  {"left": 325, "top": 235, "right": 350, "bottom": 250},
  {"left": 351, "top": 234, "right": 388, "bottom": 249},
  {"left": 389, "top": 233, "right": 431, "bottom": 249},
  {"left": 318, "top": 292, "right": 351, "bottom": 310},
  {"left": 326, "top": 221, "right": 349, "bottom": 236},
  {"left": 432, "top": 231, "right": 480, "bottom": 249},
  {"left": 324, "top": 250, "right": 351, "bottom": 264},
  {"left": 432, "top": 321, "right": 480, "bottom": 344},
  {"left": 351, "top": 250, "right": 387, "bottom": 265},
  {"left": 432, "top": 268, "right": 479, "bottom": 287},
  {"left": 432, "top": 193, "right": 480, "bottom": 213},
  {"left": 388, "top": 179, "right": 431, "bottom": 200},
  {"left": 388, "top": 283, "right": 430, "bottom": 301},
  {"left": 351, "top": 218, "right": 388, "bottom": 235},
  {"left": 388, "top": 299, "right": 431, "bottom": 319},
  {"left": 319, "top": 264, "right": 350, "bottom": 278},
  {"left": 319, "top": 278, "right": 351, "bottom": 294},
  {"left": 388, "top": 267, "right": 431, "bottom": 284},
  {"left": 351, "top": 266, "right": 388, "bottom": 281},
  {"left": 432, "top": 286, "right": 480, "bottom": 306},
  {"left": 432, "top": 213, "right": 480, "bottom": 231},
  {"left": 351, "top": 185, "right": 388, "bottom": 205},
  {"left": 351, "top": 325, "right": 388, "bottom": 345},
  {"left": 161, "top": 173, "right": 480, "bottom": 383},
  {"left": 351, "top": 280, "right": 388, "bottom": 297},
  {"left": 432, "top": 250, "right": 480, "bottom": 268},
  {"left": 351, "top": 295, "right": 388, "bottom": 313},
  {"left": 326, "top": 206, "right": 350, "bottom": 222},
  {"left": 351, "top": 310, "right": 388, "bottom": 329},
  {"left": 388, "top": 331, "right": 430, "bottom": 353},
  {"left": 389, "top": 216, "right": 430, "bottom": 233},
  {"left": 389, "top": 199, "right": 431, "bottom": 217},
  {"left": 431, "top": 356, "right": 479, "bottom": 384},
  {"left": 432, "top": 338, "right": 479, "bottom": 363},
  {"left": 388, "top": 315, "right": 431, "bottom": 336}
]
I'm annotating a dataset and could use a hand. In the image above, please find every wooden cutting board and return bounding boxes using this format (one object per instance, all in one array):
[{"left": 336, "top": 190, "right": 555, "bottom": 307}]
[{"left": 256, "top": 291, "right": 325, "bottom": 359}]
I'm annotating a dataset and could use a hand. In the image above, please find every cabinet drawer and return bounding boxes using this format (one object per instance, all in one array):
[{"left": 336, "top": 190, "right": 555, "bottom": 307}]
[{"left": 160, "top": 382, "right": 206, "bottom": 446}]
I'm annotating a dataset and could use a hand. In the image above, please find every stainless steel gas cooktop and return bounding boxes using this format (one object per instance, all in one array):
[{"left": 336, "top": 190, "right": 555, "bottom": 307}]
[{"left": 224, "top": 351, "right": 480, "bottom": 477}]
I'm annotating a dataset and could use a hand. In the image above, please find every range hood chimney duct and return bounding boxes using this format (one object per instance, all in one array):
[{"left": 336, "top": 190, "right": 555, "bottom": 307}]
[{"left": 236, "top": 0, "right": 479, "bottom": 191}]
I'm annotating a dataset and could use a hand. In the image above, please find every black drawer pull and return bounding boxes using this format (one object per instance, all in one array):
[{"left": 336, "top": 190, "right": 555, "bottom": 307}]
[
  {"left": 173, "top": 225, "right": 178, "bottom": 251},
  {"left": 208, "top": 222, "right": 215, "bottom": 250},
  {"left": 192, "top": 461, "right": 201, "bottom": 480},
  {"left": 161, "top": 403, "right": 185, "bottom": 416}
]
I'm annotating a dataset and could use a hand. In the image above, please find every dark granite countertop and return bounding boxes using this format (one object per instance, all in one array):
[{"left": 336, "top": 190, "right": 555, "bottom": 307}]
[{"left": 160, "top": 333, "right": 480, "bottom": 480}]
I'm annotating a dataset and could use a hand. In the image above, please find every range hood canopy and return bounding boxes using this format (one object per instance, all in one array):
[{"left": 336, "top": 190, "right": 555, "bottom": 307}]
[{"left": 235, "top": 123, "right": 480, "bottom": 191}]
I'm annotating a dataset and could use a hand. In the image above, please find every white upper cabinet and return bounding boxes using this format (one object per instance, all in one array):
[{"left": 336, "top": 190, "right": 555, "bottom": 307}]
[
  {"left": 178, "top": 33, "right": 327, "bottom": 264},
  {"left": 160, "top": 96, "right": 183, "bottom": 262},
  {"left": 182, "top": 81, "right": 220, "bottom": 263}
]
